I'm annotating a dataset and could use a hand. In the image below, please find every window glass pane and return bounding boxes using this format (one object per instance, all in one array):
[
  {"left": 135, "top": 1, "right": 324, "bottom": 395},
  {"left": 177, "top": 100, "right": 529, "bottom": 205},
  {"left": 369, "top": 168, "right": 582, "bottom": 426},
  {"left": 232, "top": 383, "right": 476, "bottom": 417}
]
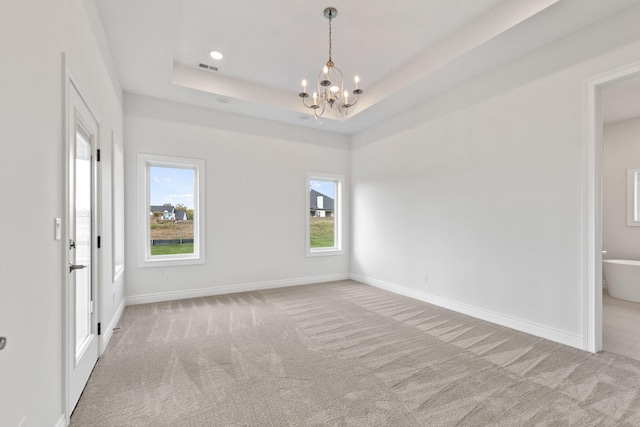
[
  {"left": 149, "top": 166, "right": 195, "bottom": 256},
  {"left": 636, "top": 171, "right": 640, "bottom": 221},
  {"left": 75, "top": 131, "right": 92, "bottom": 351},
  {"left": 309, "top": 179, "right": 336, "bottom": 249},
  {"left": 113, "top": 139, "right": 125, "bottom": 277}
]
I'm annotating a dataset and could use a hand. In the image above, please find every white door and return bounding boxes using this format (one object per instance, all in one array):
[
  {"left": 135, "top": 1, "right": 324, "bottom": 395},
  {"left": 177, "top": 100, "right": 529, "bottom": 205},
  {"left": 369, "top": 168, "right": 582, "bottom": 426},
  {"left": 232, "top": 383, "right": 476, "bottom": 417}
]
[{"left": 67, "top": 79, "right": 99, "bottom": 414}]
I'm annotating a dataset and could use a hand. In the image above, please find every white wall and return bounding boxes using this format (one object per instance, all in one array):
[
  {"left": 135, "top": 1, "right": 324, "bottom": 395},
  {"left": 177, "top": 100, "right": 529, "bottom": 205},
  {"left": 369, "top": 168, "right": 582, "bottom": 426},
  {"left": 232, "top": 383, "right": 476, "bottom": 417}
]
[
  {"left": 0, "top": 1, "right": 123, "bottom": 425},
  {"left": 603, "top": 117, "right": 640, "bottom": 263},
  {"left": 0, "top": 2, "right": 65, "bottom": 425},
  {"left": 124, "top": 94, "right": 350, "bottom": 302},
  {"left": 350, "top": 9, "right": 640, "bottom": 349}
]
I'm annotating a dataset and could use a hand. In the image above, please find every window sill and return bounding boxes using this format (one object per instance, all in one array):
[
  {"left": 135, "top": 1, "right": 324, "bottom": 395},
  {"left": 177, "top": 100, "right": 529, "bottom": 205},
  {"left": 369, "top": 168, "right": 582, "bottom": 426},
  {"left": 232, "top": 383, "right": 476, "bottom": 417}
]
[
  {"left": 138, "top": 255, "right": 205, "bottom": 268},
  {"left": 306, "top": 248, "right": 344, "bottom": 257}
]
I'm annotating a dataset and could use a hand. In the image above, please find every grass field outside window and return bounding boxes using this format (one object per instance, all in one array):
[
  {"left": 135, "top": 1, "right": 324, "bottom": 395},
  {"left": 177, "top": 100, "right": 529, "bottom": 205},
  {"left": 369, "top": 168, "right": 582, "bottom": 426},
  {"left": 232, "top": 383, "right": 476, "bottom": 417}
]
[
  {"left": 310, "top": 217, "right": 335, "bottom": 248},
  {"left": 151, "top": 242, "right": 194, "bottom": 255}
]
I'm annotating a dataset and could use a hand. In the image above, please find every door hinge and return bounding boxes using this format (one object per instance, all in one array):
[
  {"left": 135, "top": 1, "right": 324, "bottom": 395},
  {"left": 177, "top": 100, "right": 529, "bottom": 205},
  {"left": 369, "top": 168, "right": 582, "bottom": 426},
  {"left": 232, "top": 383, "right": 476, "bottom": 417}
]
[
  {"left": 97, "top": 235, "right": 101, "bottom": 249},
  {"left": 96, "top": 149, "right": 101, "bottom": 162},
  {"left": 89, "top": 300, "right": 94, "bottom": 314},
  {"left": 97, "top": 322, "right": 101, "bottom": 336}
]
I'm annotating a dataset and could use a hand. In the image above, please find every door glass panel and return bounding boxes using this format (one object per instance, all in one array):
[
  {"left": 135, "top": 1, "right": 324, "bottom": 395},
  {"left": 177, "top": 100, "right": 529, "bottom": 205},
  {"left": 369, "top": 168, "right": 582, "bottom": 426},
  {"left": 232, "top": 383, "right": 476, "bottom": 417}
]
[{"left": 75, "top": 130, "right": 92, "bottom": 354}]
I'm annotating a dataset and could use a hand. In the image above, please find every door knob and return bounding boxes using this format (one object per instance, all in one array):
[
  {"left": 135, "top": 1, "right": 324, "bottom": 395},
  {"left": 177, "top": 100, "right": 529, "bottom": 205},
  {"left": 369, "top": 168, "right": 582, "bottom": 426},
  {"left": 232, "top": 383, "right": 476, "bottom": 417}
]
[
  {"left": 69, "top": 263, "right": 87, "bottom": 273},
  {"left": 0, "top": 337, "right": 6, "bottom": 350}
]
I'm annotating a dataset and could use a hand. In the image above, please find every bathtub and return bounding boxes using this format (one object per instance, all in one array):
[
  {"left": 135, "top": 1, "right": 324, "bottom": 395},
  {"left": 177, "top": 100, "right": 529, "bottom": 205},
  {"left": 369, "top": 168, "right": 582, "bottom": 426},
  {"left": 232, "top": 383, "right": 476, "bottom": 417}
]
[{"left": 603, "top": 259, "right": 640, "bottom": 303}]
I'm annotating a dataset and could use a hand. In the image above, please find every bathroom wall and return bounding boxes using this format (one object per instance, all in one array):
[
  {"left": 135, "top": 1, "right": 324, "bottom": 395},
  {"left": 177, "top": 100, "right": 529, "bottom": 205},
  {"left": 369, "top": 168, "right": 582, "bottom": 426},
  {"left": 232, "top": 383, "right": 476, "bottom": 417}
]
[{"left": 603, "top": 116, "right": 640, "bottom": 266}]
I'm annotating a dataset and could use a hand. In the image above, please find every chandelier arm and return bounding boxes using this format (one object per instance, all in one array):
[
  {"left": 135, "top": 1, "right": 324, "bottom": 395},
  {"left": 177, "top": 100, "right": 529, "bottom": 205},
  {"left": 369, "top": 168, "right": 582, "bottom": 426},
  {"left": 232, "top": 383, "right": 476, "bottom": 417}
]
[
  {"left": 342, "top": 98, "right": 359, "bottom": 110},
  {"left": 314, "top": 102, "right": 325, "bottom": 118},
  {"left": 302, "top": 99, "right": 323, "bottom": 112},
  {"left": 301, "top": 97, "right": 313, "bottom": 109}
]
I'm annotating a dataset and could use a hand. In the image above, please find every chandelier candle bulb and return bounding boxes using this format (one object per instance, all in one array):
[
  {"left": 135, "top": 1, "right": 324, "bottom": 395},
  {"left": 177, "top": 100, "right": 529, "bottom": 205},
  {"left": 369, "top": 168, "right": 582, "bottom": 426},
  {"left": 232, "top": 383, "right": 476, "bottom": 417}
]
[
  {"left": 355, "top": 75, "right": 360, "bottom": 89},
  {"left": 302, "top": 79, "right": 307, "bottom": 93}
]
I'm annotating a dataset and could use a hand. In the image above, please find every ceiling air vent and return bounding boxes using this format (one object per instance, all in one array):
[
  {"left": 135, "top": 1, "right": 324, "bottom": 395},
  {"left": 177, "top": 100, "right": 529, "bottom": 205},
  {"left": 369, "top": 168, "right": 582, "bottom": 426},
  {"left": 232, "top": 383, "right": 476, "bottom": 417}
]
[{"left": 198, "top": 63, "right": 219, "bottom": 72}]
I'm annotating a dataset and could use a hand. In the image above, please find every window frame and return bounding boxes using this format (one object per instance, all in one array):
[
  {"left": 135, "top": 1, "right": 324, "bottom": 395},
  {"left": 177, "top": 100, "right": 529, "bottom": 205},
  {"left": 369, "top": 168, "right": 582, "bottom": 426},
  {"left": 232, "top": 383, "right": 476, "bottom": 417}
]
[
  {"left": 112, "top": 131, "right": 125, "bottom": 280},
  {"left": 627, "top": 168, "right": 640, "bottom": 226},
  {"left": 306, "top": 171, "right": 344, "bottom": 257},
  {"left": 137, "top": 153, "right": 206, "bottom": 267}
]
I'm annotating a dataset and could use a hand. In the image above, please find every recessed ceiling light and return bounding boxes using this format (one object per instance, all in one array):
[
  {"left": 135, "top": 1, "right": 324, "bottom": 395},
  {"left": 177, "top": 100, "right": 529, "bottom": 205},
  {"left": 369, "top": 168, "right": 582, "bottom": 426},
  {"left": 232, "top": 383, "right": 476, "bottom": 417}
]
[{"left": 210, "top": 51, "right": 223, "bottom": 60}]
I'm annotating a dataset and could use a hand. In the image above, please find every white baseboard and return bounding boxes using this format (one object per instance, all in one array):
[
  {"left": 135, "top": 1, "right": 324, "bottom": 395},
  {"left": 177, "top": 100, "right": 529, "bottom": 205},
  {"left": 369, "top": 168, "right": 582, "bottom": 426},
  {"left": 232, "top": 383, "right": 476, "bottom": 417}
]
[
  {"left": 125, "top": 273, "right": 351, "bottom": 306},
  {"left": 54, "top": 414, "right": 66, "bottom": 427},
  {"left": 350, "top": 274, "right": 584, "bottom": 350},
  {"left": 100, "top": 298, "right": 126, "bottom": 354}
]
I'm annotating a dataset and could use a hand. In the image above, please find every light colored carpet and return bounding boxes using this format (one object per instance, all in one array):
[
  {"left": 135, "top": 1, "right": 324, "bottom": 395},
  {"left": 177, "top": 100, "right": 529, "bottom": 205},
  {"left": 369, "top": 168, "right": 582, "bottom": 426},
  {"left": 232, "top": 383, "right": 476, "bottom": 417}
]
[{"left": 71, "top": 280, "right": 640, "bottom": 426}]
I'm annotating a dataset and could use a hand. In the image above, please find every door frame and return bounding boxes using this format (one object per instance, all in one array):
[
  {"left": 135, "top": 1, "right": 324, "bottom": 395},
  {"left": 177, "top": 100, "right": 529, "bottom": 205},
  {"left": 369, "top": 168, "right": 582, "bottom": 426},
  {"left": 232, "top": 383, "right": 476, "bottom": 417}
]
[
  {"left": 583, "top": 60, "right": 640, "bottom": 353},
  {"left": 61, "top": 54, "right": 102, "bottom": 422}
]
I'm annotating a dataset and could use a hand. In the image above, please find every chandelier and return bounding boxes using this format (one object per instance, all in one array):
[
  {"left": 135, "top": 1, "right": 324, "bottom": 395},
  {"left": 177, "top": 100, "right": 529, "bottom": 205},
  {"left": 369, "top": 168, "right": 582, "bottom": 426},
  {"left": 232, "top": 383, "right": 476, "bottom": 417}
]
[{"left": 298, "top": 7, "right": 362, "bottom": 121}]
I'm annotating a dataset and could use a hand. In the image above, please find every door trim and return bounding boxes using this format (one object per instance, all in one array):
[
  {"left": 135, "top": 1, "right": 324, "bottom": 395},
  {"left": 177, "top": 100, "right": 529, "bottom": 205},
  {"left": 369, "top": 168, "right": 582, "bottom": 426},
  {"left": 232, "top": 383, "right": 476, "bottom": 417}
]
[
  {"left": 61, "top": 54, "right": 102, "bottom": 422},
  {"left": 583, "top": 60, "right": 640, "bottom": 353}
]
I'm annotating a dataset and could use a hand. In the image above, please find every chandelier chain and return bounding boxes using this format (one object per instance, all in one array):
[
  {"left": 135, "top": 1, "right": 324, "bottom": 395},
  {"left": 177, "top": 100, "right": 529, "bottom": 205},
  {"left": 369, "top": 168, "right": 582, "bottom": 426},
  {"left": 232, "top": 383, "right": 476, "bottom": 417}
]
[{"left": 328, "top": 14, "right": 332, "bottom": 62}]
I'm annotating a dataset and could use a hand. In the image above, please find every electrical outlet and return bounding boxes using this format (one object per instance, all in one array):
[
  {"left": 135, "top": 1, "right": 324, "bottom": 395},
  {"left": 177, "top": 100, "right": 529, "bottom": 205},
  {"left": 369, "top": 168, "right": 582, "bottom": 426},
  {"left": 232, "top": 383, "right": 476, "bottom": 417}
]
[
  {"left": 422, "top": 274, "right": 428, "bottom": 283},
  {"left": 164, "top": 273, "right": 171, "bottom": 282}
]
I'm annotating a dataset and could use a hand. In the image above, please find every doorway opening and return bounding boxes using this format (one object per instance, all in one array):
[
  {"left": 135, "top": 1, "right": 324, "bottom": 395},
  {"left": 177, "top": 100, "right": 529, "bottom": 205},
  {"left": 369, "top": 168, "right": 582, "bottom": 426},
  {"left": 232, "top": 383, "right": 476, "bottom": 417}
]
[
  {"left": 584, "top": 60, "right": 640, "bottom": 355},
  {"left": 600, "top": 76, "right": 640, "bottom": 361}
]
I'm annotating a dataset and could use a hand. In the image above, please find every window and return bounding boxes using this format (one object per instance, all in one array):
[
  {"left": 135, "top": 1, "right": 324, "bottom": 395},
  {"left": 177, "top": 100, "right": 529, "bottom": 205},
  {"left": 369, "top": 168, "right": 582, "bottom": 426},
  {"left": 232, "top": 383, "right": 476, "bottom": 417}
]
[
  {"left": 627, "top": 168, "right": 640, "bottom": 226},
  {"left": 306, "top": 172, "right": 344, "bottom": 256},
  {"left": 138, "top": 153, "right": 205, "bottom": 267}
]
